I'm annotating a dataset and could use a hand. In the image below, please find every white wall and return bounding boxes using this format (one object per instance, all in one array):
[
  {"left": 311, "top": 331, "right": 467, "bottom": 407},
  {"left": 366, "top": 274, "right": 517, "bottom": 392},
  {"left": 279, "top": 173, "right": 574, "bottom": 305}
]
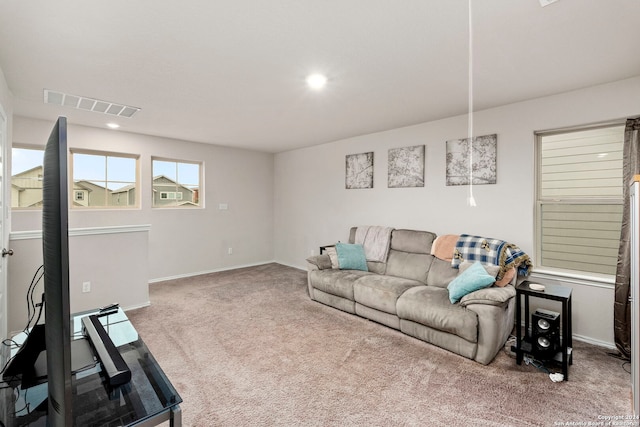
[
  {"left": 273, "top": 76, "right": 640, "bottom": 346},
  {"left": 8, "top": 117, "right": 274, "bottom": 331},
  {"left": 7, "top": 226, "right": 150, "bottom": 333}
]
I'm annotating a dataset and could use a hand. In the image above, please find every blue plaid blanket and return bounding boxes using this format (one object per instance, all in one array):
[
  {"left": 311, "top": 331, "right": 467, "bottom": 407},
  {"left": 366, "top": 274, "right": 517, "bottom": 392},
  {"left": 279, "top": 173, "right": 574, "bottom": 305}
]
[{"left": 451, "top": 234, "right": 532, "bottom": 279}]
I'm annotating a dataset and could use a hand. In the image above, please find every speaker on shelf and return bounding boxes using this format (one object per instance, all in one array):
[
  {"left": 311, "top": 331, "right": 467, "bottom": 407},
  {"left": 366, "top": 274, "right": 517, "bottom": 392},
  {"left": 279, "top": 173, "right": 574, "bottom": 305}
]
[{"left": 532, "top": 309, "right": 560, "bottom": 360}]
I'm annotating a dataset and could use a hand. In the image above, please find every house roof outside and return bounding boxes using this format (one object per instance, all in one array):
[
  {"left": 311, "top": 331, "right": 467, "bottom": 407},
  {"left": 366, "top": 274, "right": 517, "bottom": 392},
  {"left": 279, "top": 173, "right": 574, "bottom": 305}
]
[
  {"left": 11, "top": 165, "right": 43, "bottom": 190},
  {"left": 0, "top": 1, "right": 638, "bottom": 153},
  {"left": 111, "top": 184, "right": 136, "bottom": 194},
  {"left": 152, "top": 175, "right": 195, "bottom": 193}
]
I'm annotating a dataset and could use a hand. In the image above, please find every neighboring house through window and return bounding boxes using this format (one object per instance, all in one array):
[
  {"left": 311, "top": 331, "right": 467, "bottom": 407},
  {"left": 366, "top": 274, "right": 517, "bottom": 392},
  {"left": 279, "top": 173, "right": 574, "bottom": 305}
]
[
  {"left": 152, "top": 158, "right": 201, "bottom": 208},
  {"left": 11, "top": 146, "right": 45, "bottom": 208},
  {"left": 71, "top": 150, "right": 139, "bottom": 208},
  {"left": 536, "top": 124, "right": 625, "bottom": 278}
]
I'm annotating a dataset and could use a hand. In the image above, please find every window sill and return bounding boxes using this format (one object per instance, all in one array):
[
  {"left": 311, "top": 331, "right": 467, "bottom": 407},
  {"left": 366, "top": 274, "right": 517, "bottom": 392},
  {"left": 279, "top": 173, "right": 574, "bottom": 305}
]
[{"left": 529, "top": 268, "right": 615, "bottom": 290}]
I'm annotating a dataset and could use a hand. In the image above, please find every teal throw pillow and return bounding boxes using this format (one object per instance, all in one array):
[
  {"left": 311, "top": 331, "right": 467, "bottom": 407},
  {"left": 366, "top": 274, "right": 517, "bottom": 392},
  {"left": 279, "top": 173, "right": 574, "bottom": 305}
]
[
  {"left": 335, "top": 243, "right": 368, "bottom": 271},
  {"left": 447, "top": 261, "right": 495, "bottom": 304}
]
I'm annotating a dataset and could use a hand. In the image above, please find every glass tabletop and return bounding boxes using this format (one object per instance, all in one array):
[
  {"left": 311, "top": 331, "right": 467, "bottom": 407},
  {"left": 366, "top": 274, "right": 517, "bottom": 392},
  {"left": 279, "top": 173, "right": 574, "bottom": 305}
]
[{"left": 0, "top": 308, "right": 182, "bottom": 426}]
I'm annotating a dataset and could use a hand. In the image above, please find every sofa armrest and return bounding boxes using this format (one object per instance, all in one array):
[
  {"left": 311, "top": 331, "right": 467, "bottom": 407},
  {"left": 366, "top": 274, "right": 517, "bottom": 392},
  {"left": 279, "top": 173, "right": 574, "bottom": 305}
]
[
  {"left": 306, "top": 254, "right": 332, "bottom": 271},
  {"left": 459, "top": 285, "right": 516, "bottom": 307}
]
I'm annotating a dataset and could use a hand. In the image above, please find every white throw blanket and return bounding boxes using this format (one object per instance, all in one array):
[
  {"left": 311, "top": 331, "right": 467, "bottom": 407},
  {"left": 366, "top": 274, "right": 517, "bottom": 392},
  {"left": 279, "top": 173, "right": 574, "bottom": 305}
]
[{"left": 354, "top": 226, "right": 394, "bottom": 262}]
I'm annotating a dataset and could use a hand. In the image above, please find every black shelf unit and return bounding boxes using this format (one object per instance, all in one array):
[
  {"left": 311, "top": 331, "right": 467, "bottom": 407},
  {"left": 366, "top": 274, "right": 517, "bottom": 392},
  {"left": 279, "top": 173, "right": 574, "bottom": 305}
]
[{"left": 513, "top": 280, "right": 573, "bottom": 380}]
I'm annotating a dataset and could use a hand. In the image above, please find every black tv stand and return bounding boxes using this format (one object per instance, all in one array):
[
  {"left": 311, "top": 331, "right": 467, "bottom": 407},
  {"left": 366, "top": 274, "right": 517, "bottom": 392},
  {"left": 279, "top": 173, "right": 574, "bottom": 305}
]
[
  {"left": 3, "top": 324, "right": 95, "bottom": 389},
  {"left": 1, "top": 308, "right": 182, "bottom": 426}
]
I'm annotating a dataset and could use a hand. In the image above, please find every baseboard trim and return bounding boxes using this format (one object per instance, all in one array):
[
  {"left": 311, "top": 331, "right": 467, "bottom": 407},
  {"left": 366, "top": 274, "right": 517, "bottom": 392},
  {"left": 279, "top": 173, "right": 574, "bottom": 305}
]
[
  {"left": 274, "top": 261, "right": 306, "bottom": 271},
  {"left": 122, "top": 301, "right": 151, "bottom": 312},
  {"left": 149, "top": 261, "right": 279, "bottom": 284},
  {"left": 572, "top": 333, "right": 616, "bottom": 350}
]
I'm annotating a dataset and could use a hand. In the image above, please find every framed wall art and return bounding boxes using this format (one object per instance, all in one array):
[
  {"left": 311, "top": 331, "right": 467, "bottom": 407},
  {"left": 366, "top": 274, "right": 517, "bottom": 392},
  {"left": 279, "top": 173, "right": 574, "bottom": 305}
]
[
  {"left": 388, "top": 145, "right": 425, "bottom": 188},
  {"left": 345, "top": 152, "right": 374, "bottom": 189},
  {"left": 446, "top": 134, "right": 497, "bottom": 186}
]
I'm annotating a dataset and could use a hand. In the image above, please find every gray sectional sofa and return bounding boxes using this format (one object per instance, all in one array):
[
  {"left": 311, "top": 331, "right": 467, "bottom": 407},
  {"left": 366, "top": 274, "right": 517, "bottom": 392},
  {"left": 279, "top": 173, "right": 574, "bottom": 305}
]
[{"left": 306, "top": 227, "right": 520, "bottom": 365}]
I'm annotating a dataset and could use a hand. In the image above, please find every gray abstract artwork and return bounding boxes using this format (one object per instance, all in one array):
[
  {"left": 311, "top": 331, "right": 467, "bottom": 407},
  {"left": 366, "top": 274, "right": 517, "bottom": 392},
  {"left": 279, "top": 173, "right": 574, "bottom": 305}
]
[
  {"left": 446, "top": 134, "right": 497, "bottom": 186},
  {"left": 388, "top": 145, "right": 425, "bottom": 188},
  {"left": 345, "top": 152, "right": 374, "bottom": 189}
]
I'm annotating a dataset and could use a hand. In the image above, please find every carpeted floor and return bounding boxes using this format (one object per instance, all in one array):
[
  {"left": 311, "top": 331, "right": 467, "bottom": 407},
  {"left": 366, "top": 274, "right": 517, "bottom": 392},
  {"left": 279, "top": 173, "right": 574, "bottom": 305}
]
[{"left": 127, "top": 263, "right": 633, "bottom": 426}]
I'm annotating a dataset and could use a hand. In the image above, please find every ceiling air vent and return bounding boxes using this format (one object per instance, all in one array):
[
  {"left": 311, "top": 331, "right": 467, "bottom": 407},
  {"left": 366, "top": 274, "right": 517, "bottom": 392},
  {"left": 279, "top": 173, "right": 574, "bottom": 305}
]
[{"left": 44, "top": 89, "right": 140, "bottom": 118}]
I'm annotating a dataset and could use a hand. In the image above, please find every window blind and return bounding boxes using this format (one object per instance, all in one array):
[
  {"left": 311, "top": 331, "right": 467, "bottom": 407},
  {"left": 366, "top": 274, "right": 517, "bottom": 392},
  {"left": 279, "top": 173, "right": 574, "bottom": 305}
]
[
  {"left": 540, "top": 203, "right": 622, "bottom": 275},
  {"left": 540, "top": 126, "right": 623, "bottom": 198},
  {"left": 538, "top": 125, "right": 624, "bottom": 276}
]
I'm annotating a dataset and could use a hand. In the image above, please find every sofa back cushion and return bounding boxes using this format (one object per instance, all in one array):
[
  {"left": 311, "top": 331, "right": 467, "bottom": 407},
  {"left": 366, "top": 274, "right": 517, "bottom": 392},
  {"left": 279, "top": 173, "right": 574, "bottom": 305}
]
[
  {"left": 384, "top": 229, "right": 437, "bottom": 284},
  {"left": 426, "top": 257, "right": 460, "bottom": 288},
  {"left": 390, "top": 229, "right": 436, "bottom": 254},
  {"left": 385, "top": 250, "right": 434, "bottom": 284}
]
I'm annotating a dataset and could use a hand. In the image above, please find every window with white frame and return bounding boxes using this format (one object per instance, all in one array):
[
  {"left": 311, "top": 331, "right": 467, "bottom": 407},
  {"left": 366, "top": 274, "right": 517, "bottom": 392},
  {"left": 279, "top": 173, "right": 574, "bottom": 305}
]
[
  {"left": 536, "top": 124, "right": 625, "bottom": 276},
  {"left": 71, "top": 150, "right": 139, "bottom": 208},
  {"left": 152, "top": 158, "right": 201, "bottom": 208}
]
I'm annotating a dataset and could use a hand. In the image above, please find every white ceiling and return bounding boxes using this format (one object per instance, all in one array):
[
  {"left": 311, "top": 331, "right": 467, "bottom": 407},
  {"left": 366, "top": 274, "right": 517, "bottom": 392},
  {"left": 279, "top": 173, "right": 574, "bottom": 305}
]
[{"left": 1, "top": 0, "right": 639, "bottom": 153}]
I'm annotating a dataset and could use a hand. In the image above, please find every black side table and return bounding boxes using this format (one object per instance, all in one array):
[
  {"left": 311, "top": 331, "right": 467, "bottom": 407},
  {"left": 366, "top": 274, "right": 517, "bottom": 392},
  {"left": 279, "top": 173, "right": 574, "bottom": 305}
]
[{"left": 514, "top": 280, "right": 573, "bottom": 380}]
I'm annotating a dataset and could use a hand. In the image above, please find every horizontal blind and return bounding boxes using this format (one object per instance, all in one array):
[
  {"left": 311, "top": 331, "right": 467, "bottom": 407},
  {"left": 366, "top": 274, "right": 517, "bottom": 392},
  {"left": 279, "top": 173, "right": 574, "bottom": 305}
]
[
  {"left": 540, "top": 126, "right": 624, "bottom": 199},
  {"left": 538, "top": 124, "right": 625, "bottom": 276},
  {"left": 540, "top": 203, "right": 622, "bottom": 275}
]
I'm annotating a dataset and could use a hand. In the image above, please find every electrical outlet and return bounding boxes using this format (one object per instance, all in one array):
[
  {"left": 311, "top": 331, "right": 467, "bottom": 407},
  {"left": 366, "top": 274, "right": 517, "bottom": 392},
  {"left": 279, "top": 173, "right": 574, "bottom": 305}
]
[
  {"left": 82, "top": 281, "right": 91, "bottom": 293},
  {"left": 310, "top": 249, "right": 315, "bottom": 256},
  {"left": 228, "top": 247, "right": 233, "bottom": 255}
]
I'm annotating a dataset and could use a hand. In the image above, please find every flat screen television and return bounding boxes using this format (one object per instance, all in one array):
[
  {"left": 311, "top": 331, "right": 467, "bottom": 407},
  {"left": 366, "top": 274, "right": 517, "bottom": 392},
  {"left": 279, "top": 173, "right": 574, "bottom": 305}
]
[
  {"left": 3, "top": 117, "right": 72, "bottom": 425},
  {"left": 41, "top": 116, "right": 73, "bottom": 426},
  {"left": 3, "top": 116, "right": 130, "bottom": 425}
]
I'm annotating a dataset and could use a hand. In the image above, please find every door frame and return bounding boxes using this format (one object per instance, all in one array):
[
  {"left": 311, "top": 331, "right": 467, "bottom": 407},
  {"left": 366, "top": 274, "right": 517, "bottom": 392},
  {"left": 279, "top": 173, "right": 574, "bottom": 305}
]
[{"left": 0, "top": 103, "right": 8, "bottom": 340}]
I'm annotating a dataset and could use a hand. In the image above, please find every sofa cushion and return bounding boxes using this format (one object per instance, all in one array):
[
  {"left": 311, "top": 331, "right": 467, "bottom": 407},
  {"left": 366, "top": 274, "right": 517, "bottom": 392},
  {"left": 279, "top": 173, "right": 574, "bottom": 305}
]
[
  {"left": 390, "top": 229, "right": 436, "bottom": 254},
  {"left": 306, "top": 254, "right": 332, "bottom": 270},
  {"left": 336, "top": 243, "right": 368, "bottom": 271},
  {"left": 458, "top": 260, "right": 500, "bottom": 278},
  {"left": 459, "top": 284, "right": 516, "bottom": 307},
  {"left": 447, "top": 261, "right": 496, "bottom": 304},
  {"left": 385, "top": 250, "right": 434, "bottom": 284},
  {"left": 325, "top": 247, "right": 339, "bottom": 268},
  {"left": 397, "top": 286, "right": 478, "bottom": 343},
  {"left": 366, "top": 261, "right": 386, "bottom": 275},
  {"left": 308, "top": 269, "right": 373, "bottom": 300},
  {"left": 425, "top": 257, "right": 459, "bottom": 288},
  {"left": 354, "top": 275, "right": 422, "bottom": 314}
]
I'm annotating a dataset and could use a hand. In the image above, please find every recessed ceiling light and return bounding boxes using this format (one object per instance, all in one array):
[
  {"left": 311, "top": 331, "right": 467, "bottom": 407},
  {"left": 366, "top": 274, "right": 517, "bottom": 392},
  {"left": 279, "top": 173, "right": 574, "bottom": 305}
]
[
  {"left": 306, "top": 73, "right": 327, "bottom": 90},
  {"left": 106, "top": 123, "right": 120, "bottom": 129}
]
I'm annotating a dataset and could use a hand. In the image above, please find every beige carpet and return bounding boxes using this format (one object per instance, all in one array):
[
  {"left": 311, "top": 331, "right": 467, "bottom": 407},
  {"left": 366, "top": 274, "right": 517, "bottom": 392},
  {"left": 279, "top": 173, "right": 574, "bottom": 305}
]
[{"left": 127, "top": 263, "right": 632, "bottom": 426}]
